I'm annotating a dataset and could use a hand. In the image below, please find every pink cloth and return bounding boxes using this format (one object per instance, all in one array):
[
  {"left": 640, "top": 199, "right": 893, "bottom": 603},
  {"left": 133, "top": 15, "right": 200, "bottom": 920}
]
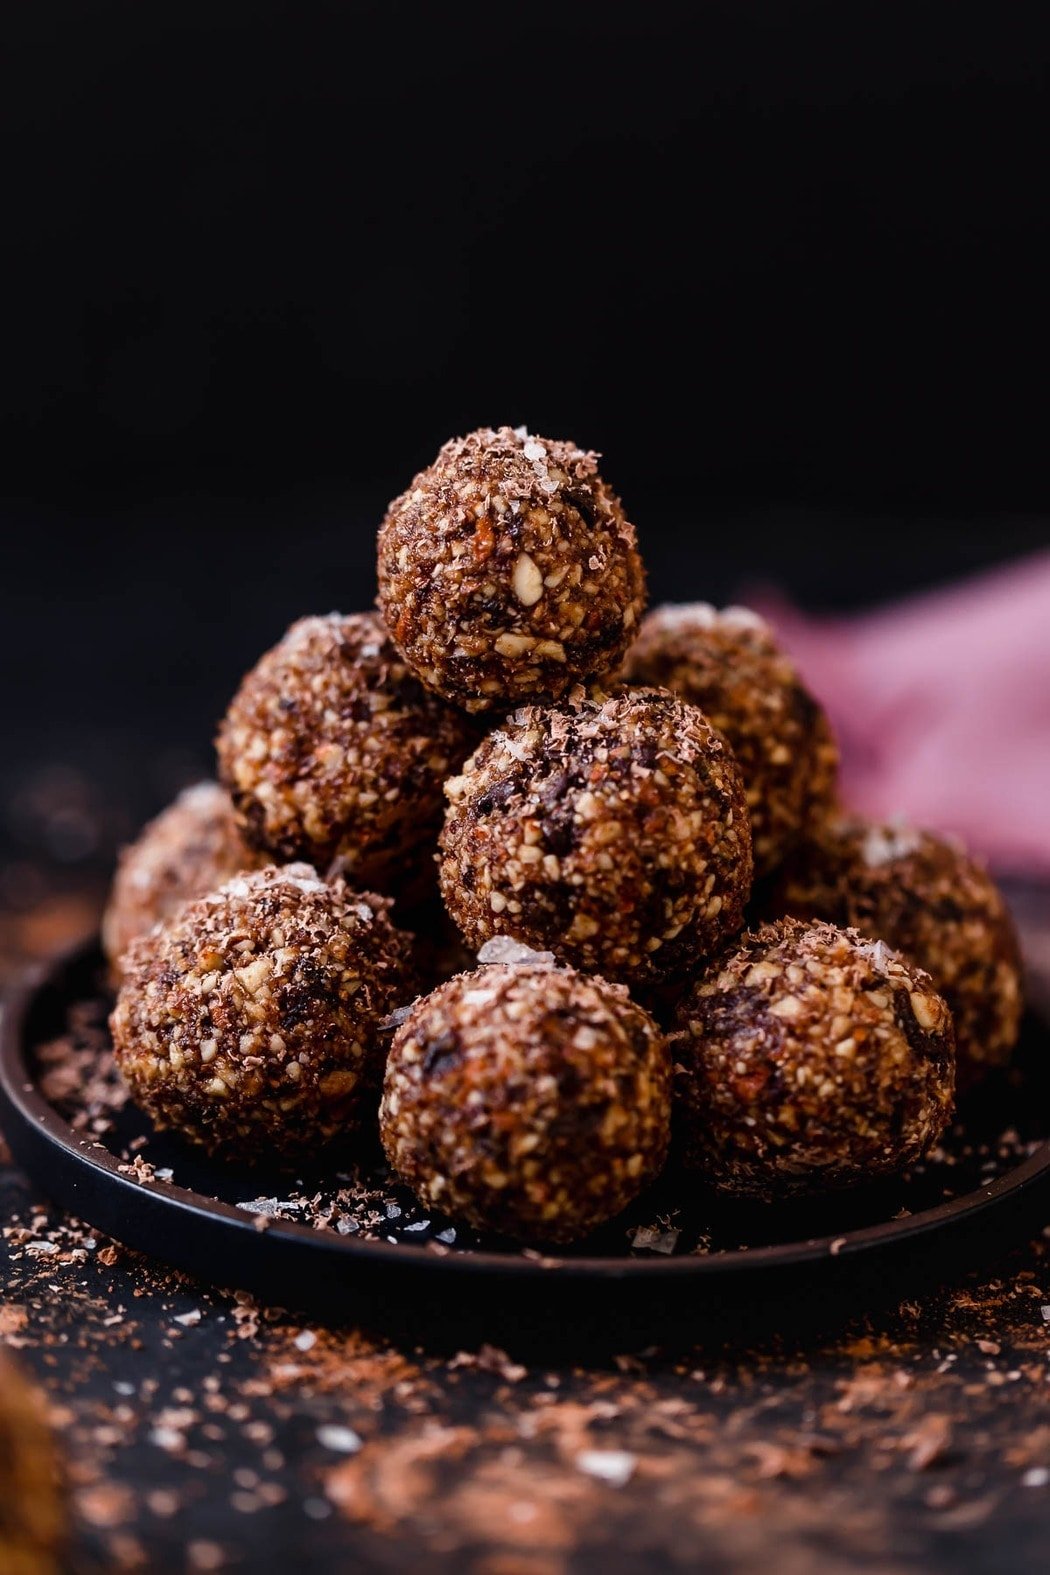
[{"left": 751, "top": 551, "right": 1050, "bottom": 876}]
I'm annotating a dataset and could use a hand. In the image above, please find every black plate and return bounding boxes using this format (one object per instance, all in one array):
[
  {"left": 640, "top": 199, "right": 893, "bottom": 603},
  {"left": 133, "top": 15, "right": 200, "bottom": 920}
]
[{"left": 3, "top": 940, "right": 1050, "bottom": 1350}]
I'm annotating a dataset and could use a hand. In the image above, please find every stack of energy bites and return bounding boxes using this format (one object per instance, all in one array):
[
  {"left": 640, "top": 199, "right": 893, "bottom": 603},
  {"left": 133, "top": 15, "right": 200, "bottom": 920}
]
[{"left": 106, "top": 426, "right": 1023, "bottom": 1244}]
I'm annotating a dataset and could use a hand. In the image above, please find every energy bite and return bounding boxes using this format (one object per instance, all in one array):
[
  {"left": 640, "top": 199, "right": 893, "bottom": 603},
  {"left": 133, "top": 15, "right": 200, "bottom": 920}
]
[
  {"left": 102, "top": 782, "right": 263, "bottom": 978},
  {"left": 0, "top": 1349, "right": 65, "bottom": 1575},
  {"left": 775, "top": 818, "right": 1023, "bottom": 1086},
  {"left": 111, "top": 865, "right": 414, "bottom": 1161},
  {"left": 672, "top": 918, "right": 954, "bottom": 1200},
  {"left": 217, "top": 612, "right": 476, "bottom": 891},
  {"left": 439, "top": 688, "right": 753, "bottom": 987},
  {"left": 624, "top": 603, "right": 838, "bottom": 876},
  {"left": 377, "top": 426, "right": 646, "bottom": 712},
  {"left": 380, "top": 948, "right": 671, "bottom": 1243}
]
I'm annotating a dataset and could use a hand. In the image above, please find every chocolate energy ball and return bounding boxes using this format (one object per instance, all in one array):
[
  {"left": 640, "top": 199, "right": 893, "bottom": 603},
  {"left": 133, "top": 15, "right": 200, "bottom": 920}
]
[
  {"left": 380, "top": 949, "right": 671, "bottom": 1243},
  {"left": 0, "top": 1350, "right": 65, "bottom": 1575},
  {"left": 102, "top": 782, "right": 263, "bottom": 978},
  {"left": 774, "top": 818, "right": 1023, "bottom": 1086},
  {"left": 110, "top": 865, "right": 415, "bottom": 1161},
  {"left": 672, "top": 918, "right": 955, "bottom": 1200},
  {"left": 216, "top": 612, "right": 476, "bottom": 892},
  {"left": 439, "top": 688, "right": 753, "bottom": 987},
  {"left": 624, "top": 603, "right": 839, "bottom": 876},
  {"left": 377, "top": 426, "right": 646, "bottom": 712}
]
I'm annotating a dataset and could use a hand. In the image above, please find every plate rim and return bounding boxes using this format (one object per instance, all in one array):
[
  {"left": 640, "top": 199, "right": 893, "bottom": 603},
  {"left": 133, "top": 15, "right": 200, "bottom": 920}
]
[{"left": 3, "top": 938, "right": 1050, "bottom": 1285}]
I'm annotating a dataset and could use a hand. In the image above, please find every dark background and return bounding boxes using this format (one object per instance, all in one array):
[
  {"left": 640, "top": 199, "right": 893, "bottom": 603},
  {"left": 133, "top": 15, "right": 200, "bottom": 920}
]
[{"left": 1, "top": 1, "right": 1048, "bottom": 876}]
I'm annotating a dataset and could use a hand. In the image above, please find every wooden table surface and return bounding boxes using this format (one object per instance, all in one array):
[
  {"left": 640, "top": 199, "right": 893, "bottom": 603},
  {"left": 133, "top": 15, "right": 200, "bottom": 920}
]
[{"left": 3, "top": 884, "right": 1050, "bottom": 1575}]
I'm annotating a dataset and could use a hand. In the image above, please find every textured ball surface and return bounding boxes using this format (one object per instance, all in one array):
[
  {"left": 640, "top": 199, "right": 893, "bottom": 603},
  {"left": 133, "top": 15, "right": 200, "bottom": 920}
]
[
  {"left": 672, "top": 918, "right": 955, "bottom": 1200},
  {"left": 377, "top": 426, "right": 646, "bottom": 712},
  {"left": 625, "top": 603, "right": 838, "bottom": 876},
  {"left": 111, "top": 865, "right": 415, "bottom": 1160},
  {"left": 103, "top": 782, "right": 263, "bottom": 978},
  {"left": 216, "top": 612, "right": 476, "bottom": 889},
  {"left": 775, "top": 818, "right": 1022, "bottom": 1085},
  {"left": 439, "top": 688, "right": 753, "bottom": 986},
  {"left": 380, "top": 955, "right": 671, "bottom": 1243}
]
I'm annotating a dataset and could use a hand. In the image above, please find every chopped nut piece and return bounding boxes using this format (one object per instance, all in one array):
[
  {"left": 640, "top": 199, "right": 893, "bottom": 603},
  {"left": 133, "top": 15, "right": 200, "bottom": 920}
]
[{"left": 511, "top": 552, "right": 544, "bottom": 606}]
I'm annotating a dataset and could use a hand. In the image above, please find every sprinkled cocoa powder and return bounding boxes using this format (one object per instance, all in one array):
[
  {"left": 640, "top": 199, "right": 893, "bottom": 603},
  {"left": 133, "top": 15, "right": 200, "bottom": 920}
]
[
  {"left": 439, "top": 687, "right": 753, "bottom": 987},
  {"left": 377, "top": 427, "right": 646, "bottom": 712},
  {"left": 5, "top": 1099, "right": 1050, "bottom": 1575}
]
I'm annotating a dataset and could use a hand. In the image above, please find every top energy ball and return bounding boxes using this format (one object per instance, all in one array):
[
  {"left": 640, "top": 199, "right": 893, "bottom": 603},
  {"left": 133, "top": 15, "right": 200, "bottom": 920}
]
[{"left": 377, "top": 426, "right": 646, "bottom": 712}]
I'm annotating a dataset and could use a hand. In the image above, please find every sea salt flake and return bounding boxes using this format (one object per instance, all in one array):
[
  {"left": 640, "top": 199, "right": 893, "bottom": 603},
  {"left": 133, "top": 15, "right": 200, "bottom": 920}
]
[
  {"left": 576, "top": 1449, "right": 637, "bottom": 1487},
  {"left": 317, "top": 1425, "right": 363, "bottom": 1454},
  {"left": 658, "top": 601, "right": 718, "bottom": 628},
  {"left": 380, "top": 1004, "right": 414, "bottom": 1030},
  {"left": 858, "top": 937, "right": 898, "bottom": 973},
  {"left": 478, "top": 936, "right": 556, "bottom": 968},
  {"left": 239, "top": 1197, "right": 284, "bottom": 1218},
  {"left": 631, "top": 1226, "right": 680, "bottom": 1256},
  {"left": 861, "top": 821, "right": 922, "bottom": 867},
  {"left": 218, "top": 876, "right": 253, "bottom": 899},
  {"left": 720, "top": 604, "right": 768, "bottom": 631}
]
